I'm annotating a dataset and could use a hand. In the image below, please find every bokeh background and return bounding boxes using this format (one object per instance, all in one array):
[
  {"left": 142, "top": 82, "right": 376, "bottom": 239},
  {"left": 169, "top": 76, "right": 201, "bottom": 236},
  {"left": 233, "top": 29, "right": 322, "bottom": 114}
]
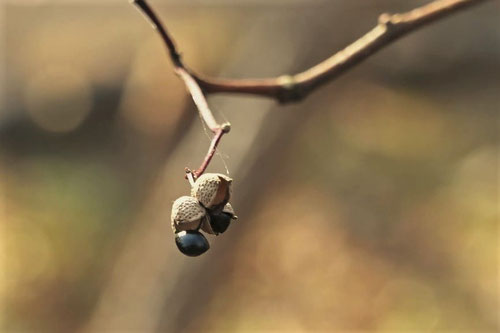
[{"left": 0, "top": 0, "right": 498, "bottom": 332}]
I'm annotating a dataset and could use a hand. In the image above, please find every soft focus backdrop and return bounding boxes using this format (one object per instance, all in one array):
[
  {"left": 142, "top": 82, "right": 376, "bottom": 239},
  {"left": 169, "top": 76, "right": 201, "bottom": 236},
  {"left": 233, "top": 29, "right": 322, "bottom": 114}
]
[{"left": 0, "top": 0, "right": 498, "bottom": 332}]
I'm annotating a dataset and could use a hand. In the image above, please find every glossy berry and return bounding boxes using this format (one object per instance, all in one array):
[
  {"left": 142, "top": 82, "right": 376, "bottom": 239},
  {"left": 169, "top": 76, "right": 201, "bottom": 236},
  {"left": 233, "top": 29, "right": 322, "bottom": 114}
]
[
  {"left": 201, "top": 202, "right": 238, "bottom": 235},
  {"left": 208, "top": 212, "right": 232, "bottom": 234},
  {"left": 175, "top": 231, "right": 210, "bottom": 257}
]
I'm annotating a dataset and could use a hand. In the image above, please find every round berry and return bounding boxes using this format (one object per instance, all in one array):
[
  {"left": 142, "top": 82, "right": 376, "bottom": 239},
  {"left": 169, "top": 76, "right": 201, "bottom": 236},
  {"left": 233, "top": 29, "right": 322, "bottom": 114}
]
[
  {"left": 175, "top": 231, "right": 210, "bottom": 257},
  {"left": 208, "top": 212, "right": 232, "bottom": 234}
]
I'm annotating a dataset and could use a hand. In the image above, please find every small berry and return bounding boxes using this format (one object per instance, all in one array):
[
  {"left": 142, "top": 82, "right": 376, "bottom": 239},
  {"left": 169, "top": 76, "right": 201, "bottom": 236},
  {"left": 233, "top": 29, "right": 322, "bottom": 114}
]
[
  {"left": 201, "top": 203, "right": 238, "bottom": 235},
  {"left": 175, "top": 231, "right": 210, "bottom": 256},
  {"left": 208, "top": 212, "right": 232, "bottom": 234}
]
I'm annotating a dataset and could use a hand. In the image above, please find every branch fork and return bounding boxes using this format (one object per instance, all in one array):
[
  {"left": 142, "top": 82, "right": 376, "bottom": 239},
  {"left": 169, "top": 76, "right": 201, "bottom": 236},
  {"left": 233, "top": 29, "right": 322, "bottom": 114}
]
[{"left": 132, "top": 0, "right": 490, "bottom": 179}]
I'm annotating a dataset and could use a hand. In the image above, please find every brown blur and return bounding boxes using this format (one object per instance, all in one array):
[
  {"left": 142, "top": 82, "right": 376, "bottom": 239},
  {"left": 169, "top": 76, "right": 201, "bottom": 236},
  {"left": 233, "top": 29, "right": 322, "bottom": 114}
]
[{"left": 0, "top": 1, "right": 498, "bottom": 332}]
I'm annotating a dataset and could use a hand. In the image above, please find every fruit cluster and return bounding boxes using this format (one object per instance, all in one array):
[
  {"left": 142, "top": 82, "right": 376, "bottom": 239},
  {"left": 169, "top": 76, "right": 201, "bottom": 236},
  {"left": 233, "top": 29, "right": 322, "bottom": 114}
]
[{"left": 171, "top": 173, "right": 237, "bottom": 256}]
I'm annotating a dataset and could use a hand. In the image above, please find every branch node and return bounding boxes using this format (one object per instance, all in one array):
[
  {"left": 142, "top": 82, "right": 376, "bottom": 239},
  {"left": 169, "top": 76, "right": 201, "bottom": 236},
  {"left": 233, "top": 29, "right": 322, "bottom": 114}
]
[
  {"left": 378, "top": 13, "right": 394, "bottom": 27},
  {"left": 133, "top": 0, "right": 490, "bottom": 180},
  {"left": 171, "top": 51, "right": 183, "bottom": 67},
  {"left": 221, "top": 122, "right": 231, "bottom": 134},
  {"left": 276, "top": 75, "right": 305, "bottom": 103}
]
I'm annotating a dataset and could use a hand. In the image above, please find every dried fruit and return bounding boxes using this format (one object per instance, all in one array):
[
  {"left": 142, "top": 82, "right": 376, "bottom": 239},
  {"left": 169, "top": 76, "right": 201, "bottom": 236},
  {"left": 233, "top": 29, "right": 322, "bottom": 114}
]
[
  {"left": 171, "top": 174, "right": 237, "bottom": 256},
  {"left": 171, "top": 196, "right": 207, "bottom": 232},
  {"left": 191, "top": 173, "right": 232, "bottom": 210},
  {"left": 222, "top": 202, "right": 237, "bottom": 218},
  {"left": 175, "top": 231, "right": 209, "bottom": 256}
]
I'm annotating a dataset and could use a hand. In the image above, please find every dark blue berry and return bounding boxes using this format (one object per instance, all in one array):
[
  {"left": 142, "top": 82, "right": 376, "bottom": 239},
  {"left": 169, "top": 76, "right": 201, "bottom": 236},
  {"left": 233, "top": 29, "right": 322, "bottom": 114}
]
[
  {"left": 209, "top": 212, "right": 232, "bottom": 234},
  {"left": 175, "top": 231, "right": 209, "bottom": 256}
]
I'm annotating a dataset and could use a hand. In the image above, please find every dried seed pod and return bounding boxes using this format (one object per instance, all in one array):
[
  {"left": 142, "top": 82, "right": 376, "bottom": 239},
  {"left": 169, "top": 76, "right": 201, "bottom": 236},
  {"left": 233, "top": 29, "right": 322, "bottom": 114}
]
[
  {"left": 171, "top": 196, "right": 208, "bottom": 232},
  {"left": 201, "top": 203, "right": 238, "bottom": 235},
  {"left": 222, "top": 202, "right": 237, "bottom": 219},
  {"left": 191, "top": 173, "right": 232, "bottom": 210},
  {"left": 175, "top": 231, "right": 210, "bottom": 256},
  {"left": 200, "top": 214, "right": 215, "bottom": 235}
]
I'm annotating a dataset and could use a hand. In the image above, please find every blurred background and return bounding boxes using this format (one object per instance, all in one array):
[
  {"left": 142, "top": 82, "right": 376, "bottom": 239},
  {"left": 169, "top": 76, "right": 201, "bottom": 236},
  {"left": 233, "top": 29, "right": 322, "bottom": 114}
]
[{"left": 0, "top": 0, "right": 498, "bottom": 332}]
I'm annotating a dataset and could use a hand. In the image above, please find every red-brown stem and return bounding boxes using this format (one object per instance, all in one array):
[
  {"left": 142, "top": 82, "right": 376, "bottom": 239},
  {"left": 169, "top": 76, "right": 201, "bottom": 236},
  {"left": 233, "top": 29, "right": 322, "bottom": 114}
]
[
  {"left": 196, "top": 0, "right": 490, "bottom": 102},
  {"left": 135, "top": 0, "right": 490, "bottom": 103},
  {"left": 133, "top": 0, "right": 491, "bottom": 176},
  {"left": 176, "top": 68, "right": 219, "bottom": 132},
  {"left": 133, "top": 0, "right": 226, "bottom": 178},
  {"left": 192, "top": 127, "right": 226, "bottom": 178},
  {"left": 132, "top": 0, "right": 182, "bottom": 67},
  {"left": 132, "top": 0, "right": 218, "bottom": 131}
]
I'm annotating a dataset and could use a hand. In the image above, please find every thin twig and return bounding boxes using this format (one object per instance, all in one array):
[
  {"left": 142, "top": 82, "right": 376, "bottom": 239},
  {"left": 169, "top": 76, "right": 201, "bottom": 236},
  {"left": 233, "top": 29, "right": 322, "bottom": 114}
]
[
  {"left": 136, "top": 0, "right": 490, "bottom": 103},
  {"left": 132, "top": 0, "right": 490, "bottom": 176},
  {"left": 194, "top": 0, "right": 490, "bottom": 102},
  {"left": 132, "top": 0, "right": 220, "bottom": 132},
  {"left": 176, "top": 67, "right": 219, "bottom": 132},
  {"left": 193, "top": 125, "right": 228, "bottom": 178},
  {"left": 132, "top": 0, "right": 229, "bottom": 178},
  {"left": 132, "top": 0, "right": 182, "bottom": 67}
]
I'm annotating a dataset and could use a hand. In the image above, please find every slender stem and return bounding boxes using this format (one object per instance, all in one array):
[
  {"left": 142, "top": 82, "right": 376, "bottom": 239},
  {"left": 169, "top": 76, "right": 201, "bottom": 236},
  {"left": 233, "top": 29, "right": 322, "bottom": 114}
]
[
  {"left": 193, "top": 127, "right": 226, "bottom": 178},
  {"left": 132, "top": 0, "right": 182, "bottom": 67},
  {"left": 185, "top": 169, "right": 196, "bottom": 187},
  {"left": 132, "top": 0, "right": 220, "bottom": 133},
  {"left": 193, "top": 0, "right": 489, "bottom": 103},
  {"left": 132, "top": 0, "right": 227, "bottom": 177},
  {"left": 176, "top": 68, "right": 219, "bottom": 132},
  {"left": 132, "top": 0, "right": 490, "bottom": 177}
]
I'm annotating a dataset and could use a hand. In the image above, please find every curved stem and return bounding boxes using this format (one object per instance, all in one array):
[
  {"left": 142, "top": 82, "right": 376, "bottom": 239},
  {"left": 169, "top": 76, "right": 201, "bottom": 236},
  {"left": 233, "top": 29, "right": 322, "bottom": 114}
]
[
  {"left": 132, "top": 0, "right": 491, "bottom": 176},
  {"left": 195, "top": 0, "right": 490, "bottom": 102},
  {"left": 133, "top": 0, "right": 228, "bottom": 177},
  {"left": 193, "top": 127, "right": 226, "bottom": 178}
]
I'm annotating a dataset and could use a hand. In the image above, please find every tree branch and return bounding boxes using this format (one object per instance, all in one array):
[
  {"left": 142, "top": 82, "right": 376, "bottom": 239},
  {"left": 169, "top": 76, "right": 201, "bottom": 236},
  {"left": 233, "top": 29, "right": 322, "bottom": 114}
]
[
  {"left": 132, "top": 0, "right": 490, "bottom": 176},
  {"left": 132, "top": 0, "right": 230, "bottom": 178},
  {"left": 195, "top": 0, "right": 490, "bottom": 102}
]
